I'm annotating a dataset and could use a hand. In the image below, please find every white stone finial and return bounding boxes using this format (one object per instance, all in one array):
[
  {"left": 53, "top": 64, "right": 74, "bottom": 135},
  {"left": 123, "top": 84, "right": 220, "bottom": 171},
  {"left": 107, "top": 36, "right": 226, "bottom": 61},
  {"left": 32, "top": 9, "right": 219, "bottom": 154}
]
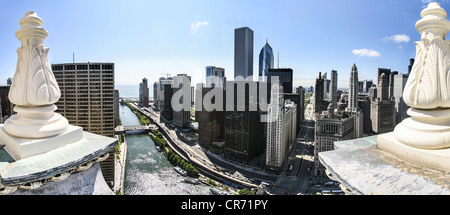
[
  {"left": 393, "top": 2, "right": 450, "bottom": 149},
  {"left": 4, "top": 11, "right": 68, "bottom": 139},
  {"left": 403, "top": 2, "right": 450, "bottom": 109}
]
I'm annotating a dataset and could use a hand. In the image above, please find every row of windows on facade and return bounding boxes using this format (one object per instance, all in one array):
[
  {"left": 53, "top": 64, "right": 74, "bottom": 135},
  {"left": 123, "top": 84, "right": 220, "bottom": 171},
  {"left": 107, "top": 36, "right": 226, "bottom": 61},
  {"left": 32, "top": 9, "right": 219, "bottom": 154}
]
[
  {"left": 60, "top": 93, "right": 114, "bottom": 97},
  {"left": 62, "top": 86, "right": 114, "bottom": 89},
  {"left": 60, "top": 98, "right": 114, "bottom": 101},
  {"left": 65, "top": 111, "right": 114, "bottom": 117},
  {"left": 59, "top": 83, "right": 113, "bottom": 87},
  {"left": 52, "top": 64, "right": 113, "bottom": 71},
  {"left": 56, "top": 78, "right": 114, "bottom": 82},
  {"left": 58, "top": 105, "right": 113, "bottom": 109},
  {"left": 53, "top": 70, "right": 114, "bottom": 75},
  {"left": 55, "top": 74, "right": 114, "bottom": 78},
  {"left": 60, "top": 91, "right": 115, "bottom": 95}
]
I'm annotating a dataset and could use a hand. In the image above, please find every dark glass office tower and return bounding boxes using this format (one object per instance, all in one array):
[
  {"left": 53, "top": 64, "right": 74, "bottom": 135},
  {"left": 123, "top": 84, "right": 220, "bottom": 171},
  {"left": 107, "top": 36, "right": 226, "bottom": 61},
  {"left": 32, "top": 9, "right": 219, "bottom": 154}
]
[
  {"left": 267, "top": 68, "right": 293, "bottom": 94},
  {"left": 196, "top": 87, "right": 225, "bottom": 149},
  {"left": 234, "top": 27, "right": 254, "bottom": 79},
  {"left": 224, "top": 81, "right": 264, "bottom": 165},
  {"left": 315, "top": 72, "right": 328, "bottom": 114}
]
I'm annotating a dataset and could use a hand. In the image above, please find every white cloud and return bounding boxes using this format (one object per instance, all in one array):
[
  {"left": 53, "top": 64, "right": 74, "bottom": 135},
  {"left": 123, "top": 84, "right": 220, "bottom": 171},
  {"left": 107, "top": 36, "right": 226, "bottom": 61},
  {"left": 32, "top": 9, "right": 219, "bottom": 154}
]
[
  {"left": 383, "top": 34, "right": 410, "bottom": 43},
  {"left": 421, "top": 0, "right": 448, "bottom": 8},
  {"left": 190, "top": 21, "right": 209, "bottom": 33},
  {"left": 352, "top": 49, "right": 381, "bottom": 58}
]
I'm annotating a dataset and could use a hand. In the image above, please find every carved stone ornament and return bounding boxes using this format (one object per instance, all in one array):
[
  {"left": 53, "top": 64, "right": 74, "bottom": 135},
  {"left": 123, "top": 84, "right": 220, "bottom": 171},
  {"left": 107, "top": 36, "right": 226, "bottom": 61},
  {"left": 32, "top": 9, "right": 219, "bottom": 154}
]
[
  {"left": 403, "top": 2, "right": 450, "bottom": 109},
  {"left": 4, "top": 12, "right": 68, "bottom": 139},
  {"left": 394, "top": 2, "right": 450, "bottom": 149}
]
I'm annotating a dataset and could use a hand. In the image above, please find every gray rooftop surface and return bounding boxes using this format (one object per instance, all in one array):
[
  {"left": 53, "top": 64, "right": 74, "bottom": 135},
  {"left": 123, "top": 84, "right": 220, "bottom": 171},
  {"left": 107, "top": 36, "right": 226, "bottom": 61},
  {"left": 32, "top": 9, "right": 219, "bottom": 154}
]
[{"left": 319, "top": 133, "right": 450, "bottom": 195}]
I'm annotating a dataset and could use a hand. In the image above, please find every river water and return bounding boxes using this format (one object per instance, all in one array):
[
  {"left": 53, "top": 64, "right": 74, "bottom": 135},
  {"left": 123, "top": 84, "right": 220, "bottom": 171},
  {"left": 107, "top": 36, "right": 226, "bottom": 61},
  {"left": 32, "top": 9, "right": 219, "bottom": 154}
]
[{"left": 119, "top": 104, "right": 211, "bottom": 195}]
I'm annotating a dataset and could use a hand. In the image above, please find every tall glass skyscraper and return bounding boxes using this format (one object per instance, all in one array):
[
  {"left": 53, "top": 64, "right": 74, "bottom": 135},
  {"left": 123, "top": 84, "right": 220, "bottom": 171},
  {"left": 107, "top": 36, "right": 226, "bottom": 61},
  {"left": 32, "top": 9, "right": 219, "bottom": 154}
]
[
  {"left": 234, "top": 27, "right": 254, "bottom": 80},
  {"left": 258, "top": 40, "right": 274, "bottom": 82}
]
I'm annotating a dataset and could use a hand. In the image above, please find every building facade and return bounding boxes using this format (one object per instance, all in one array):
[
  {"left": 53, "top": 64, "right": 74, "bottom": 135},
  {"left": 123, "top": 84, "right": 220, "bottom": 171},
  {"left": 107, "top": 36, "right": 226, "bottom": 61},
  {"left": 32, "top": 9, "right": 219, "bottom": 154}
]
[
  {"left": 139, "top": 78, "right": 149, "bottom": 107},
  {"left": 371, "top": 73, "right": 395, "bottom": 134},
  {"left": 153, "top": 81, "right": 160, "bottom": 110},
  {"left": 314, "top": 72, "right": 328, "bottom": 114},
  {"left": 329, "top": 70, "right": 338, "bottom": 109},
  {"left": 52, "top": 62, "right": 116, "bottom": 187},
  {"left": 206, "top": 66, "right": 226, "bottom": 88},
  {"left": 347, "top": 64, "right": 359, "bottom": 112},
  {"left": 172, "top": 74, "right": 191, "bottom": 128},
  {"left": 314, "top": 106, "right": 355, "bottom": 178},
  {"left": 159, "top": 77, "right": 174, "bottom": 120},
  {"left": 393, "top": 73, "right": 409, "bottom": 125},
  {"left": 224, "top": 81, "right": 265, "bottom": 164},
  {"left": 234, "top": 27, "right": 254, "bottom": 79},
  {"left": 0, "top": 86, "right": 13, "bottom": 123},
  {"left": 267, "top": 68, "right": 293, "bottom": 94},
  {"left": 196, "top": 86, "right": 225, "bottom": 149}
]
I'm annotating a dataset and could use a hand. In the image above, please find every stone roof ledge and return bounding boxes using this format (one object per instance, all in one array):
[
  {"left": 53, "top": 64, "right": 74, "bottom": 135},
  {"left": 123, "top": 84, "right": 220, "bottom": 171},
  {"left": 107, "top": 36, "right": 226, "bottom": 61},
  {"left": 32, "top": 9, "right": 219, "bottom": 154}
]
[
  {"left": 319, "top": 135, "right": 450, "bottom": 195},
  {"left": 0, "top": 127, "right": 117, "bottom": 195}
]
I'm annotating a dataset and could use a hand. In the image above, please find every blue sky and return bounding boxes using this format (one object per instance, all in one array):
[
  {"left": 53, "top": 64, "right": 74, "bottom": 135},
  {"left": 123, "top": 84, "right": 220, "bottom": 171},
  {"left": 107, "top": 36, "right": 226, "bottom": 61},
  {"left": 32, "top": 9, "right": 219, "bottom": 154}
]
[{"left": 0, "top": 0, "right": 448, "bottom": 89}]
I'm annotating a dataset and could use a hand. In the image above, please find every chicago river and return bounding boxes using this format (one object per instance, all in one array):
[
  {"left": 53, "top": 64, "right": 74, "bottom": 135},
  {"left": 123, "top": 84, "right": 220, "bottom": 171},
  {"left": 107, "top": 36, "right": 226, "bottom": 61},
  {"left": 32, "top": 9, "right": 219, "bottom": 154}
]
[{"left": 119, "top": 104, "right": 211, "bottom": 195}]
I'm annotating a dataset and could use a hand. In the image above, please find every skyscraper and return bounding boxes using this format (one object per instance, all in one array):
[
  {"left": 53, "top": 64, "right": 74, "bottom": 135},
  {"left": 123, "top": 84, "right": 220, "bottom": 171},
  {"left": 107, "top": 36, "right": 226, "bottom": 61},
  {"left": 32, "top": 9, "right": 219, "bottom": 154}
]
[
  {"left": 52, "top": 62, "right": 116, "bottom": 187},
  {"left": 266, "top": 84, "right": 297, "bottom": 170},
  {"left": 196, "top": 86, "right": 225, "bottom": 149},
  {"left": 347, "top": 64, "right": 359, "bottom": 112},
  {"left": 139, "top": 77, "right": 149, "bottom": 107},
  {"left": 153, "top": 81, "right": 160, "bottom": 110},
  {"left": 322, "top": 72, "right": 330, "bottom": 100},
  {"left": 224, "top": 80, "right": 264, "bottom": 164},
  {"left": 258, "top": 40, "right": 274, "bottom": 82},
  {"left": 172, "top": 74, "right": 192, "bottom": 128},
  {"left": 393, "top": 73, "right": 409, "bottom": 125},
  {"left": 0, "top": 86, "right": 12, "bottom": 121},
  {"left": 295, "top": 86, "right": 306, "bottom": 125},
  {"left": 314, "top": 72, "right": 328, "bottom": 114},
  {"left": 408, "top": 58, "right": 415, "bottom": 75},
  {"left": 234, "top": 27, "right": 254, "bottom": 79},
  {"left": 371, "top": 73, "right": 395, "bottom": 134},
  {"left": 159, "top": 77, "right": 174, "bottom": 120},
  {"left": 329, "top": 70, "right": 338, "bottom": 109},
  {"left": 206, "top": 66, "right": 226, "bottom": 88},
  {"left": 377, "top": 68, "right": 391, "bottom": 85},
  {"left": 267, "top": 68, "right": 293, "bottom": 94},
  {"left": 266, "top": 85, "right": 284, "bottom": 169}
]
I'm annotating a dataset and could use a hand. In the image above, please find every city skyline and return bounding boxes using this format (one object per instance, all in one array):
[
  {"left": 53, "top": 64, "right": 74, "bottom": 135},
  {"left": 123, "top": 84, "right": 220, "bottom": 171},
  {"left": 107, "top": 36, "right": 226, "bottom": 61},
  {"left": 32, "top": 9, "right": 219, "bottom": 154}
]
[{"left": 0, "top": 0, "right": 448, "bottom": 89}]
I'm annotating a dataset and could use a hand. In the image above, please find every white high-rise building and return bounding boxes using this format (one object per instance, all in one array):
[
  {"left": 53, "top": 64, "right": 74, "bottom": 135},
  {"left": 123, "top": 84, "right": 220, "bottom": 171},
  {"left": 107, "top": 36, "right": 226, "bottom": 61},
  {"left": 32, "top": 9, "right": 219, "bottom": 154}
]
[
  {"left": 329, "top": 70, "right": 338, "bottom": 109},
  {"left": 347, "top": 64, "right": 359, "bottom": 112},
  {"left": 266, "top": 85, "right": 297, "bottom": 170}
]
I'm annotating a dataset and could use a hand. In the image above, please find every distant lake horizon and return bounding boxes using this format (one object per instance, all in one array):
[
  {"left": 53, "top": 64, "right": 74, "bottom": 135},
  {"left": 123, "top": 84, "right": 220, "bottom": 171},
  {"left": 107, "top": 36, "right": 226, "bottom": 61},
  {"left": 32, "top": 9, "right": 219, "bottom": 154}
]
[{"left": 115, "top": 84, "right": 143, "bottom": 99}]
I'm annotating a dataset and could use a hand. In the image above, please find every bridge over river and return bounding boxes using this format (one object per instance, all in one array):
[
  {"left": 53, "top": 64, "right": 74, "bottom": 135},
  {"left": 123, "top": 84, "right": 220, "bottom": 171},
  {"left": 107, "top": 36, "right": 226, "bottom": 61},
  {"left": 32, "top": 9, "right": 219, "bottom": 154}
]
[{"left": 115, "top": 125, "right": 157, "bottom": 134}]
